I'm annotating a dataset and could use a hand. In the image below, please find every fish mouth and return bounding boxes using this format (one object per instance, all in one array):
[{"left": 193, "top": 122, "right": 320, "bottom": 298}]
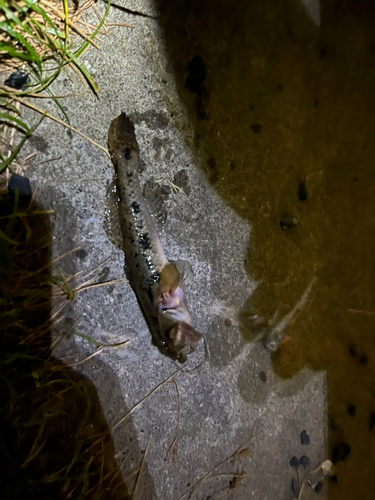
[{"left": 165, "top": 321, "right": 201, "bottom": 363}]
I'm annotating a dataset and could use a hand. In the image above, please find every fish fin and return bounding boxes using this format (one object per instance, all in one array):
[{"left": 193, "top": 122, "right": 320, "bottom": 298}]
[
  {"left": 167, "top": 321, "right": 201, "bottom": 363},
  {"left": 143, "top": 178, "right": 167, "bottom": 231},
  {"left": 156, "top": 262, "right": 180, "bottom": 302},
  {"left": 103, "top": 178, "right": 124, "bottom": 250},
  {"left": 171, "top": 259, "right": 194, "bottom": 288}
]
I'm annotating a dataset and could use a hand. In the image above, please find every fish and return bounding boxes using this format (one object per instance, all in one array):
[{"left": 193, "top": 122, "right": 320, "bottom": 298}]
[{"left": 107, "top": 112, "right": 201, "bottom": 362}]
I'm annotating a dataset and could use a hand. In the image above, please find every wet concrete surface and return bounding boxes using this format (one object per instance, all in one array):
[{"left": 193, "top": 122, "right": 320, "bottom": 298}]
[{"left": 19, "top": 0, "right": 375, "bottom": 498}]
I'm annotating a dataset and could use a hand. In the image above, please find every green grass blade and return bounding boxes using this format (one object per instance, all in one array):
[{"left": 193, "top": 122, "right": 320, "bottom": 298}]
[
  {"left": 0, "top": 112, "right": 30, "bottom": 132},
  {"left": 0, "top": 21, "right": 42, "bottom": 71},
  {"left": 65, "top": 50, "right": 99, "bottom": 93},
  {"left": 0, "top": 99, "right": 20, "bottom": 114},
  {"left": 0, "top": 111, "right": 46, "bottom": 173},
  {"left": 20, "top": 0, "right": 60, "bottom": 36},
  {"left": 74, "top": 0, "right": 110, "bottom": 58}
]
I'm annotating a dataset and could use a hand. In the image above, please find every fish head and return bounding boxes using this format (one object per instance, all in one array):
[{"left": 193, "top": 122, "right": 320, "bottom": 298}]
[{"left": 167, "top": 321, "right": 201, "bottom": 363}]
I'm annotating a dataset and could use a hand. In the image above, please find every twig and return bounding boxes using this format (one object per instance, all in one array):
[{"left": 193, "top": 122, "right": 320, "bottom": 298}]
[
  {"left": 47, "top": 176, "right": 104, "bottom": 185},
  {"left": 176, "top": 432, "right": 260, "bottom": 500},
  {"left": 66, "top": 346, "right": 103, "bottom": 366},
  {"left": 65, "top": 339, "right": 130, "bottom": 366},
  {"left": 348, "top": 309, "right": 375, "bottom": 316},
  {"left": 39, "top": 0, "right": 101, "bottom": 49},
  {"left": 73, "top": 278, "right": 126, "bottom": 293},
  {"left": 132, "top": 433, "right": 152, "bottom": 499},
  {"left": 11, "top": 97, "right": 110, "bottom": 157},
  {"left": 165, "top": 377, "right": 181, "bottom": 463},
  {"left": 111, "top": 368, "right": 183, "bottom": 432},
  {"left": 52, "top": 246, "right": 81, "bottom": 265},
  {"left": 156, "top": 178, "right": 183, "bottom": 193},
  {"left": 185, "top": 333, "right": 210, "bottom": 376},
  {"left": 32, "top": 156, "right": 62, "bottom": 168}
]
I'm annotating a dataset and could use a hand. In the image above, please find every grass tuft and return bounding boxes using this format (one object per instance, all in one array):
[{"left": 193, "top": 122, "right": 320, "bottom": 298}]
[{"left": 0, "top": 0, "right": 115, "bottom": 180}]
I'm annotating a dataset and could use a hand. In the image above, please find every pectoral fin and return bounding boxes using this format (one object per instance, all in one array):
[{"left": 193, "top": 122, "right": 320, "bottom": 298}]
[{"left": 172, "top": 259, "right": 194, "bottom": 288}]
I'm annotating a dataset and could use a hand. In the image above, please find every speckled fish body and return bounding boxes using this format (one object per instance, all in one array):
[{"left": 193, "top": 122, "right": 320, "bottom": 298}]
[{"left": 107, "top": 113, "right": 201, "bottom": 362}]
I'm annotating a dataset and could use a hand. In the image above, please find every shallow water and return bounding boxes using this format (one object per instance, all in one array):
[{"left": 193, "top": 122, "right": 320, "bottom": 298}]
[{"left": 156, "top": 0, "right": 375, "bottom": 498}]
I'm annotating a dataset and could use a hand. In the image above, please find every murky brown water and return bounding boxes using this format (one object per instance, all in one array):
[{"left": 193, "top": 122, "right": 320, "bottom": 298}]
[{"left": 157, "top": 0, "right": 375, "bottom": 498}]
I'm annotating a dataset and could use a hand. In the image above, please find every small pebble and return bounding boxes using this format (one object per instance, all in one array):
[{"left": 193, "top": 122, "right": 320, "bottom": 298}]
[
  {"left": 289, "top": 456, "right": 299, "bottom": 469},
  {"left": 300, "top": 430, "right": 310, "bottom": 445},
  {"left": 4, "top": 69, "right": 30, "bottom": 90},
  {"left": 280, "top": 213, "right": 298, "bottom": 230},
  {"left": 292, "top": 478, "right": 300, "bottom": 495},
  {"left": 360, "top": 354, "right": 369, "bottom": 365},
  {"left": 250, "top": 123, "right": 262, "bottom": 134},
  {"left": 299, "top": 455, "right": 310, "bottom": 469},
  {"left": 259, "top": 371, "right": 267, "bottom": 382},
  {"left": 314, "top": 481, "right": 323, "bottom": 494},
  {"left": 298, "top": 181, "right": 308, "bottom": 201},
  {"left": 369, "top": 412, "right": 375, "bottom": 431},
  {"left": 347, "top": 404, "right": 356, "bottom": 417}
]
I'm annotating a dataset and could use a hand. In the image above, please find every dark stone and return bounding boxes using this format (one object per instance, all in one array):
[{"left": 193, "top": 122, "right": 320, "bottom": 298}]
[
  {"left": 230, "top": 161, "right": 236, "bottom": 171},
  {"left": 299, "top": 455, "right": 310, "bottom": 469},
  {"left": 224, "top": 318, "right": 232, "bottom": 327},
  {"left": 349, "top": 344, "right": 358, "bottom": 357},
  {"left": 315, "top": 481, "right": 323, "bottom": 493},
  {"left": 300, "top": 430, "right": 310, "bottom": 445},
  {"left": 298, "top": 181, "right": 308, "bottom": 201},
  {"left": 330, "top": 475, "right": 338, "bottom": 483},
  {"left": 4, "top": 69, "right": 30, "bottom": 89},
  {"left": 280, "top": 214, "right": 298, "bottom": 230},
  {"left": 347, "top": 404, "right": 356, "bottom": 417},
  {"left": 206, "top": 157, "right": 218, "bottom": 184},
  {"left": 292, "top": 478, "right": 300, "bottom": 495},
  {"left": 187, "top": 55, "right": 207, "bottom": 82},
  {"left": 331, "top": 442, "right": 351, "bottom": 464},
  {"left": 8, "top": 174, "right": 32, "bottom": 198},
  {"left": 66, "top": 129, "right": 73, "bottom": 138},
  {"left": 124, "top": 148, "right": 131, "bottom": 160},
  {"left": 250, "top": 123, "right": 261, "bottom": 134},
  {"left": 369, "top": 412, "right": 375, "bottom": 431},
  {"left": 360, "top": 354, "right": 369, "bottom": 365},
  {"left": 259, "top": 371, "right": 267, "bottom": 383},
  {"left": 186, "top": 55, "right": 207, "bottom": 94},
  {"left": 289, "top": 456, "right": 299, "bottom": 469}
]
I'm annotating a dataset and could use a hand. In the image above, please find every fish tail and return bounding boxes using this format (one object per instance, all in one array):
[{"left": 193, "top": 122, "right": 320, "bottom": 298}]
[{"left": 108, "top": 112, "right": 139, "bottom": 158}]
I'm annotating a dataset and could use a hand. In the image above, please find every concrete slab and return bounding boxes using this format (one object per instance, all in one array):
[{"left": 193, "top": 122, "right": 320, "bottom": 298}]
[{"left": 23, "top": 0, "right": 330, "bottom": 498}]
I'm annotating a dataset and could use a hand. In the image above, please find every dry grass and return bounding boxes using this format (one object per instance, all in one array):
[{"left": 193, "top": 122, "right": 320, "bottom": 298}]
[
  {"left": 0, "top": 0, "right": 130, "bottom": 183},
  {"left": 0, "top": 189, "right": 130, "bottom": 499}
]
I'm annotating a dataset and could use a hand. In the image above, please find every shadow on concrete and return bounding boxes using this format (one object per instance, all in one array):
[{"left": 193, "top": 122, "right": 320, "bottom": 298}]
[
  {"left": 155, "top": 0, "right": 375, "bottom": 498},
  {"left": 0, "top": 179, "right": 154, "bottom": 499}
]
